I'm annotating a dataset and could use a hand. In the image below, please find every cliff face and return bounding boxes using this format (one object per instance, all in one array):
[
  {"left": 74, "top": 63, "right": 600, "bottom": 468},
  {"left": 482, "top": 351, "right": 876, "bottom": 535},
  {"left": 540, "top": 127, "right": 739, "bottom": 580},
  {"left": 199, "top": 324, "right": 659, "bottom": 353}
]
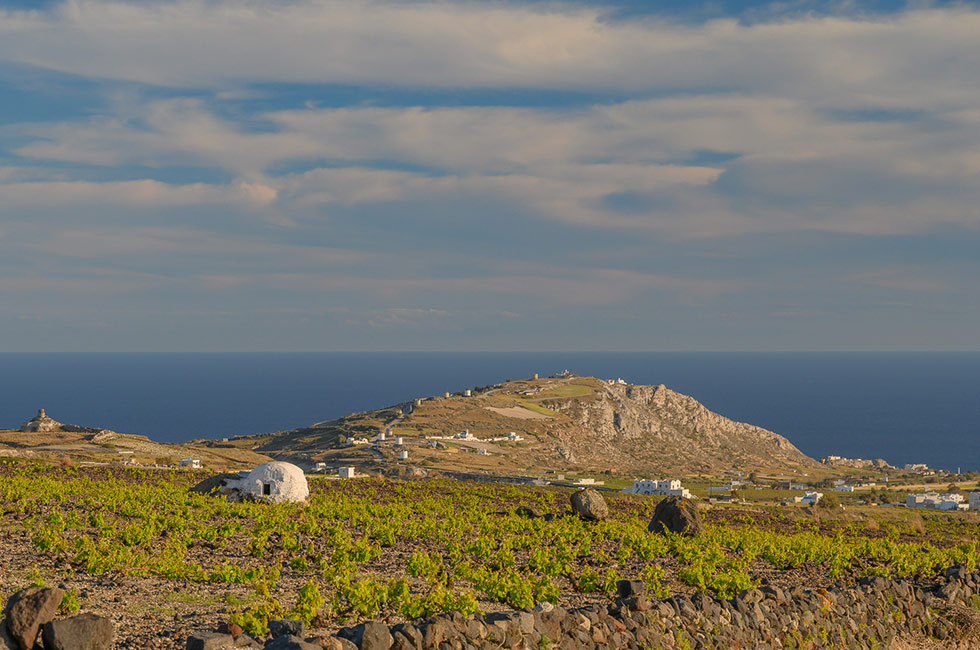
[{"left": 545, "top": 382, "right": 812, "bottom": 473}]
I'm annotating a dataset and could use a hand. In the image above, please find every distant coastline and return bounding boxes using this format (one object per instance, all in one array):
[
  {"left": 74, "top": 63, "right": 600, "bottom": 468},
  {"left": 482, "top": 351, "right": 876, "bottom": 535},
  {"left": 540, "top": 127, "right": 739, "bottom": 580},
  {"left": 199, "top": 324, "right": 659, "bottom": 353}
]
[{"left": 1, "top": 352, "right": 977, "bottom": 471}]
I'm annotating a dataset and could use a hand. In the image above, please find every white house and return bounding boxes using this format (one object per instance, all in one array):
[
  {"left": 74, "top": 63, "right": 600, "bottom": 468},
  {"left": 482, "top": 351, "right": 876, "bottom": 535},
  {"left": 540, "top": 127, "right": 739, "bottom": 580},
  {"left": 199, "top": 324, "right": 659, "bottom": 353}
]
[
  {"left": 399, "top": 450, "right": 409, "bottom": 460},
  {"left": 834, "top": 485, "right": 855, "bottom": 492},
  {"left": 377, "top": 431, "right": 387, "bottom": 442},
  {"left": 396, "top": 436, "right": 404, "bottom": 445},
  {"left": 625, "top": 479, "right": 692, "bottom": 498},
  {"left": 905, "top": 463, "right": 929, "bottom": 472},
  {"left": 338, "top": 467, "right": 356, "bottom": 479},
  {"left": 313, "top": 462, "right": 328, "bottom": 472},
  {"left": 507, "top": 432, "right": 524, "bottom": 442},
  {"left": 463, "top": 389, "right": 472, "bottom": 397},
  {"left": 969, "top": 492, "right": 980, "bottom": 510},
  {"left": 575, "top": 477, "right": 604, "bottom": 486},
  {"left": 795, "top": 491, "right": 823, "bottom": 505},
  {"left": 456, "top": 430, "right": 475, "bottom": 440},
  {"left": 907, "top": 492, "right": 965, "bottom": 510},
  {"left": 476, "top": 448, "right": 489, "bottom": 456},
  {"left": 179, "top": 458, "right": 202, "bottom": 469}
]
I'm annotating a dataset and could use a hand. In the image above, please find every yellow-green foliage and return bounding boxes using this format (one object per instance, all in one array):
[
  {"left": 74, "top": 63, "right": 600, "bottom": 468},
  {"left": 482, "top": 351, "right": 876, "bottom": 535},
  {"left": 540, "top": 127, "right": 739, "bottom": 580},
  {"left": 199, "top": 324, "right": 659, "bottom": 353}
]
[{"left": 2, "top": 463, "right": 978, "bottom": 626}]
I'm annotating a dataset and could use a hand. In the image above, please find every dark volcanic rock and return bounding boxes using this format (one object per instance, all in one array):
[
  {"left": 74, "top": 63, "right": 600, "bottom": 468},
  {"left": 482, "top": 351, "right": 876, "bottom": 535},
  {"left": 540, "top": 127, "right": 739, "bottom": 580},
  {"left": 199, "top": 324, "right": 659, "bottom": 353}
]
[
  {"left": 190, "top": 473, "right": 240, "bottom": 496},
  {"left": 41, "top": 613, "right": 114, "bottom": 650},
  {"left": 268, "top": 620, "right": 305, "bottom": 639},
  {"left": 648, "top": 496, "right": 703, "bottom": 536},
  {"left": 186, "top": 632, "right": 235, "bottom": 650},
  {"left": 2, "top": 587, "right": 64, "bottom": 650},
  {"left": 570, "top": 489, "right": 608, "bottom": 521},
  {"left": 514, "top": 506, "right": 537, "bottom": 518},
  {"left": 264, "top": 635, "right": 321, "bottom": 650},
  {"left": 616, "top": 580, "right": 645, "bottom": 599},
  {"left": 359, "top": 621, "right": 394, "bottom": 650}
]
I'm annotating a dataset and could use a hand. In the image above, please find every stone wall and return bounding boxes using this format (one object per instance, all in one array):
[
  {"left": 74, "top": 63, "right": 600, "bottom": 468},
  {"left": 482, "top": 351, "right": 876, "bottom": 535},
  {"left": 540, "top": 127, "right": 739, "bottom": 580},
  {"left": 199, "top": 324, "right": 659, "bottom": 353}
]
[
  {"left": 188, "top": 566, "right": 980, "bottom": 650},
  {"left": 333, "top": 568, "right": 980, "bottom": 650}
]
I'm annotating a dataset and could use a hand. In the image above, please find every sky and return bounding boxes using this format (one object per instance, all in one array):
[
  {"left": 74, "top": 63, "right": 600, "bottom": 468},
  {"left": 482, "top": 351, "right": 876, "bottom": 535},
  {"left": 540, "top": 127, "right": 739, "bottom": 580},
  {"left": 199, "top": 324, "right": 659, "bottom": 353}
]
[{"left": 1, "top": 0, "right": 978, "bottom": 352}]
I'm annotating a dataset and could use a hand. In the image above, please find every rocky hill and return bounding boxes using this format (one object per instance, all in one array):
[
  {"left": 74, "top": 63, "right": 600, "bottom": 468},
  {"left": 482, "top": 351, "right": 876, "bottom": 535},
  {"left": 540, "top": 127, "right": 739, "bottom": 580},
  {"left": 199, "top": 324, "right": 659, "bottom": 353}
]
[{"left": 239, "top": 374, "right": 816, "bottom": 475}]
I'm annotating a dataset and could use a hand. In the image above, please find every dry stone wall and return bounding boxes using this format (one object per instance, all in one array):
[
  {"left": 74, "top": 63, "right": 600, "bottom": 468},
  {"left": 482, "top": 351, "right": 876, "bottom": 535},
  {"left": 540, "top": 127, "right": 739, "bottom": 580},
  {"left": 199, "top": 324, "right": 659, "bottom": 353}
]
[{"left": 340, "top": 569, "right": 978, "bottom": 650}]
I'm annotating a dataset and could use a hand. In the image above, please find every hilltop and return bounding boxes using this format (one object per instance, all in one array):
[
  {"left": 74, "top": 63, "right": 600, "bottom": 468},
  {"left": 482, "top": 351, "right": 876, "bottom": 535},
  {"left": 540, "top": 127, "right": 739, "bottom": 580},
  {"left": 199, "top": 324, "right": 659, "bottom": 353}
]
[{"left": 224, "top": 374, "right": 817, "bottom": 476}]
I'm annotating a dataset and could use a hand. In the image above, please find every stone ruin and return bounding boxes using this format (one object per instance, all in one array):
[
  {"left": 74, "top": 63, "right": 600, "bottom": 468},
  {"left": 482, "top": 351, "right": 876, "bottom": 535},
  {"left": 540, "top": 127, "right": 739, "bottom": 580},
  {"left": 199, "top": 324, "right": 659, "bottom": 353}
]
[{"left": 19, "top": 409, "right": 62, "bottom": 433}]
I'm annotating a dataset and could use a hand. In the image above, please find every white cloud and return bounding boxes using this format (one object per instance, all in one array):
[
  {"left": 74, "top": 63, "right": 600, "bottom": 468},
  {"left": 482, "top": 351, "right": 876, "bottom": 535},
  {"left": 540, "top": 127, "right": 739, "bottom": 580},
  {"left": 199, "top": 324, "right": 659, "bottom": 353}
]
[
  {"left": 0, "top": 178, "right": 276, "bottom": 208},
  {"left": 0, "top": 1, "right": 978, "bottom": 110}
]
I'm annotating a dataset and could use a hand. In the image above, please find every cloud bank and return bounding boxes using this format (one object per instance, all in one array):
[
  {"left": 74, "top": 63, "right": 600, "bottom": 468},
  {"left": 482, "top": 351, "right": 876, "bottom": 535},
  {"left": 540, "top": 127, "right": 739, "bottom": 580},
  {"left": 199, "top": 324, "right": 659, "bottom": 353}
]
[{"left": 1, "top": 0, "right": 978, "bottom": 350}]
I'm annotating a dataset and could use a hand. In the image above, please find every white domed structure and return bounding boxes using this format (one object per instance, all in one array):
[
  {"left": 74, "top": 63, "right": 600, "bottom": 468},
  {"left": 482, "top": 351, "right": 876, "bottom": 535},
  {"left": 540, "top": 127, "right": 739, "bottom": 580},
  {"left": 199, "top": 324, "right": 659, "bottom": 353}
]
[{"left": 237, "top": 462, "right": 309, "bottom": 503}]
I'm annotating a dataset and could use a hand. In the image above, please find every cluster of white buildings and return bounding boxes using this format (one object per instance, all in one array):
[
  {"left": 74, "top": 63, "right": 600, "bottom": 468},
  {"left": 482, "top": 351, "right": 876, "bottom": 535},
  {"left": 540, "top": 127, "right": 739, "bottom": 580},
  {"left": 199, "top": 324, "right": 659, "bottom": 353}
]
[
  {"left": 792, "top": 491, "right": 823, "bottom": 505},
  {"left": 624, "top": 479, "right": 692, "bottom": 499},
  {"left": 906, "top": 492, "right": 968, "bottom": 510},
  {"left": 426, "top": 430, "right": 524, "bottom": 443}
]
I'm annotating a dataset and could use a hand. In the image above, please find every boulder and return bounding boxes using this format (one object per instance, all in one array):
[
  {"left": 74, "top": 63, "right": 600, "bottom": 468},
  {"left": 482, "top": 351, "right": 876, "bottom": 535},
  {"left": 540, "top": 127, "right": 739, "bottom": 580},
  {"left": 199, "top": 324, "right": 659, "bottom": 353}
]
[
  {"left": 339, "top": 622, "right": 393, "bottom": 650},
  {"left": 2, "top": 587, "right": 64, "bottom": 650},
  {"left": 41, "top": 613, "right": 113, "bottom": 650},
  {"left": 186, "top": 632, "right": 236, "bottom": 650},
  {"left": 190, "top": 473, "right": 241, "bottom": 496},
  {"left": 648, "top": 496, "right": 703, "bottom": 536},
  {"left": 263, "top": 635, "right": 321, "bottom": 650},
  {"left": 570, "top": 488, "right": 608, "bottom": 521},
  {"left": 268, "top": 620, "right": 305, "bottom": 639}
]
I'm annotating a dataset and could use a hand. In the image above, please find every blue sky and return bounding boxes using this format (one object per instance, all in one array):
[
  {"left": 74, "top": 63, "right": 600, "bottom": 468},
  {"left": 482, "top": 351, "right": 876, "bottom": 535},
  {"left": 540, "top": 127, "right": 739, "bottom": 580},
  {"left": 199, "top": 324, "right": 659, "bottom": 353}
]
[{"left": 1, "top": 0, "right": 978, "bottom": 351}]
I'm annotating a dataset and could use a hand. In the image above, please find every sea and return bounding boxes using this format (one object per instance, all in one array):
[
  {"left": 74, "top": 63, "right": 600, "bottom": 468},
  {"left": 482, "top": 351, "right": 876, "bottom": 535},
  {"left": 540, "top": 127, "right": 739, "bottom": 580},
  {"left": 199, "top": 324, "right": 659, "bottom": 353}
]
[{"left": 0, "top": 352, "right": 977, "bottom": 472}]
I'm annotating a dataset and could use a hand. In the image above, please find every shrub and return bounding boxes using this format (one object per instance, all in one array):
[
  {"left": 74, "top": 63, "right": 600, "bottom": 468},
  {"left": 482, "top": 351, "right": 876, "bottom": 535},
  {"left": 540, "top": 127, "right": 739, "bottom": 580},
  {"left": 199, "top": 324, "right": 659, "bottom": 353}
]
[{"left": 815, "top": 493, "right": 841, "bottom": 509}]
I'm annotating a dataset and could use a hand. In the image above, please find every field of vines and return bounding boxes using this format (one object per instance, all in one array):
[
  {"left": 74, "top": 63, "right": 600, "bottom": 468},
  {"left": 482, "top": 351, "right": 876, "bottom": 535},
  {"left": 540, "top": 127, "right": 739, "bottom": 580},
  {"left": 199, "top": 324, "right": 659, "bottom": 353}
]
[{"left": 1, "top": 462, "right": 979, "bottom": 636}]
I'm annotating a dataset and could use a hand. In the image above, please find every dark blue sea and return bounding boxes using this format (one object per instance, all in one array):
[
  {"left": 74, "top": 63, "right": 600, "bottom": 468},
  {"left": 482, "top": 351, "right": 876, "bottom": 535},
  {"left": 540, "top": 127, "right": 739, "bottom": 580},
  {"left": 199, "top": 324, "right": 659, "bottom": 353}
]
[{"left": 0, "top": 353, "right": 977, "bottom": 472}]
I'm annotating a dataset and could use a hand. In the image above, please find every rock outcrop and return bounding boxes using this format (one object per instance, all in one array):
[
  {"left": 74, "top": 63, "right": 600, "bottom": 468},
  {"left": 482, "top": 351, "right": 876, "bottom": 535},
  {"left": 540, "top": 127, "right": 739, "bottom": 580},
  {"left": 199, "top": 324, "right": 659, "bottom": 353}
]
[{"left": 548, "top": 382, "right": 813, "bottom": 473}]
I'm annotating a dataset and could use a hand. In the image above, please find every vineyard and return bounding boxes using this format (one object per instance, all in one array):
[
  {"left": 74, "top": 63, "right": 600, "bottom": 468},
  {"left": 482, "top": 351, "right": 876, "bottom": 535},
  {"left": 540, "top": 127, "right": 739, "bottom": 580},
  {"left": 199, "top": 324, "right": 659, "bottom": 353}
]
[{"left": 1, "top": 462, "right": 979, "bottom": 646}]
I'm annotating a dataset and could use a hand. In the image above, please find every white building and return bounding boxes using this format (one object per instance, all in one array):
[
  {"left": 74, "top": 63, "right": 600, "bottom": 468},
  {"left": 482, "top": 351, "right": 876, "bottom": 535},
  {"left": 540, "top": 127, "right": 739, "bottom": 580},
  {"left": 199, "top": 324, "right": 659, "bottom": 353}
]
[
  {"left": 969, "top": 492, "right": 980, "bottom": 511},
  {"left": 834, "top": 485, "right": 855, "bottom": 492},
  {"left": 507, "top": 432, "right": 524, "bottom": 442},
  {"left": 463, "top": 389, "right": 472, "bottom": 397},
  {"left": 625, "top": 479, "right": 691, "bottom": 498},
  {"left": 313, "top": 462, "right": 328, "bottom": 472},
  {"left": 399, "top": 450, "right": 409, "bottom": 460},
  {"left": 396, "top": 436, "right": 404, "bottom": 445},
  {"left": 575, "top": 477, "right": 604, "bottom": 486},
  {"left": 794, "top": 491, "right": 823, "bottom": 505},
  {"left": 216, "top": 462, "right": 309, "bottom": 503},
  {"left": 456, "top": 430, "right": 475, "bottom": 440},
  {"left": 179, "top": 458, "right": 202, "bottom": 469},
  {"left": 377, "top": 431, "right": 387, "bottom": 442},
  {"left": 476, "top": 448, "right": 489, "bottom": 456},
  {"left": 905, "top": 463, "right": 929, "bottom": 472},
  {"left": 338, "top": 467, "right": 356, "bottom": 479},
  {"left": 906, "top": 492, "right": 966, "bottom": 510}
]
